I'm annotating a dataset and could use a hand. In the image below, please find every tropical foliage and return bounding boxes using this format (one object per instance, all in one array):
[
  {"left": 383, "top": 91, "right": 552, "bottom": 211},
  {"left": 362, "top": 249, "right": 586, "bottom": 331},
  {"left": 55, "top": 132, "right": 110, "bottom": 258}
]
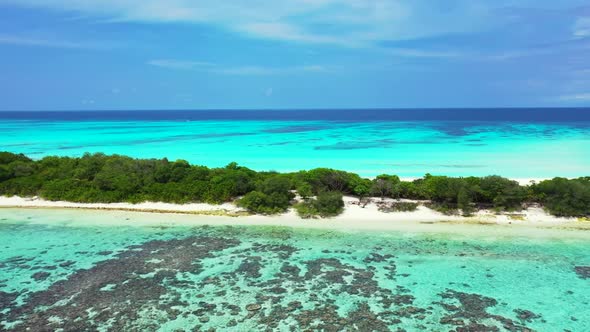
[{"left": 0, "top": 152, "right": 588, "bottom": 218}]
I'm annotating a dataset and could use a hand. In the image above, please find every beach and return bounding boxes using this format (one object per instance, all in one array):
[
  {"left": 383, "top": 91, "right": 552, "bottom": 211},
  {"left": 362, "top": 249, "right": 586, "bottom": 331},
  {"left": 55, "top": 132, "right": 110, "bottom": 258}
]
[{"left": 2, "top": 195, "right": 587, "bottom": 237}]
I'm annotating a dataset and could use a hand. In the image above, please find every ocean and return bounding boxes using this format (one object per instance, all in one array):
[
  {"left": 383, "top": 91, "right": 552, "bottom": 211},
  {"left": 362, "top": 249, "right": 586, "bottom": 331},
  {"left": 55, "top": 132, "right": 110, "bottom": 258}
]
[
  {"left": 1, "top": 109, "right": 590, "bottom": 331},
  {"left": 0, "top": 209, "right": 589, "bottom": 331},
  {"left": 2, "top": 108, "right": 590, "bottom": 179}
]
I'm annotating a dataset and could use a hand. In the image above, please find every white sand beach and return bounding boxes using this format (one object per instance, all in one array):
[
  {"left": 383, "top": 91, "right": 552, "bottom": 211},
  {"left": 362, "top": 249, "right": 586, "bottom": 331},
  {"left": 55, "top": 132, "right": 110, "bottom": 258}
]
[
  {"left": 2, "top": 195, "right": 587, "bottom": 236},
  {"left": 0, "top": 195, "right": 243, "bottom": 214}
]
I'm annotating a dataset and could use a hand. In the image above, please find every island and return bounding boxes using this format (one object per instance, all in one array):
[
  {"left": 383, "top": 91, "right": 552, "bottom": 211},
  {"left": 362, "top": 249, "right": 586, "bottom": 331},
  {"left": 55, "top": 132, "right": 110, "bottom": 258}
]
[{"left": 1, "top": 151, "right": 588, "bottom": 226}]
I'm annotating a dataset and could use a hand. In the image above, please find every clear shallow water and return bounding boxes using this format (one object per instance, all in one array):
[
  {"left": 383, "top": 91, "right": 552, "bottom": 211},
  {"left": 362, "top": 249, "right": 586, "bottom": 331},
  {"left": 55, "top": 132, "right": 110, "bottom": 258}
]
[
  {"left": 1, "top": 109, "right": 590, "bottom": 178},
  {"left": 1, "top": 211, "right": 589, "bottom": 331}
]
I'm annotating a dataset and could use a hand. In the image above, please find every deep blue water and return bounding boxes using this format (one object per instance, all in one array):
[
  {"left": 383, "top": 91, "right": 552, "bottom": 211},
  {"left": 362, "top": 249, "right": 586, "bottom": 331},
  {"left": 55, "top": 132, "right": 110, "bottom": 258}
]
[{"left": 1, "top": 108, "right": 590, "bottom": 122}]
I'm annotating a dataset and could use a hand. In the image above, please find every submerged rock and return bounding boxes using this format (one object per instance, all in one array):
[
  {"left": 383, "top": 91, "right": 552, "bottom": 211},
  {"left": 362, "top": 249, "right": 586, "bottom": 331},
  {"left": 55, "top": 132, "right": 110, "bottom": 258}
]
[
  {"left": 514, "top": 309, "right": 541, "bottom": 322},
  {"left": 574, "top": 266, "right": 590, "bottom": 279},
  {"left": 31, "top": 272, "right": 50, "bottom": 281},
  {"left": 437, "top": 290, "right": 534, "bottom": 332},
  {"left": 246, "top": 304, "right": 261, "bottom": 311}
]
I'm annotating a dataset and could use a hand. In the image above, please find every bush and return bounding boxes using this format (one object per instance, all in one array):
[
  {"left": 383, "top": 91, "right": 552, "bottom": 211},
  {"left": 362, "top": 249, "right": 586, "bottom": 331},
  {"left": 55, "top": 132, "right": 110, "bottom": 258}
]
[
  {"left": 296, "top": 182, "right": 313, "bottom": 199},
  {"left": 314, "top": 192, "right": 345, "bottom": 216},
  {"left": 237, "top": 191, "right": 290, "bottom": 215},
  {"left": 532, "top": 178, "right": 590, "bottom": 217},
  {"left": 0, "top": 151, "right": 587, "bottom": 218},
  {"left": 295, "top": 191, "right": 344, "bottom": 218},
  {"left": 259, "top": 176, "right": 292, "bottom": 196},
  {"left": 379, "top": 202, "right": 419, "bottom": 213},
  {"left": 371, "top": 174, "right": 400, "bottom": 199},
  {"left": 457, "top": 187, "right": 475, "bottom": 216},
  {"left": 477, "top": 176, "right": 526, "bottom": 211},
  {"left": 0, "top": 152, "right": 31, "bottom": 165},
  {"left": 426, "top": 202, "right": 459, "bottom": 216},
  {"left": 294, "top": 202, "right": 319, "bottom": 219}
]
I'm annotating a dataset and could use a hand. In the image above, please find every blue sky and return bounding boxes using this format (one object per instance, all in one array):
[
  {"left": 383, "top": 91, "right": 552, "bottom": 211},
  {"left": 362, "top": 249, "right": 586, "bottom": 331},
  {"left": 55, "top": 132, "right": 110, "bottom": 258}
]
[{"left": 0, "top": 1, "right": 589, "bottom": 110}]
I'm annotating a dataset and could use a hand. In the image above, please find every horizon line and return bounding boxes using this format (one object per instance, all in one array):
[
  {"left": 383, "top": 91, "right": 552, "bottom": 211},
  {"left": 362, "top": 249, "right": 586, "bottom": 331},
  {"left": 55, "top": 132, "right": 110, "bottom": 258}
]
[{"left": 1, "top": 107, "right": 590, "bottom": 112}]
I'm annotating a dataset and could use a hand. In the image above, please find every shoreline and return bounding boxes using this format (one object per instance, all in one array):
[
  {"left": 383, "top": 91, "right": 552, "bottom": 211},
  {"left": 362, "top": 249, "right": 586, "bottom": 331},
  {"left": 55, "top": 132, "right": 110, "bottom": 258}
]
[{"left": 2, "top": 196, "right": 589, "bottom": 239}]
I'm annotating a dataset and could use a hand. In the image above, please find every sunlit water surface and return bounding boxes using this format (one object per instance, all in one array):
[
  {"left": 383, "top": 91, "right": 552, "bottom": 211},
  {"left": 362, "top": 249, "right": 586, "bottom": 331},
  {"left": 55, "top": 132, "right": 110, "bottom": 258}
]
[{"left": 2, "top": 110, "right": 590, "bottom": 178}]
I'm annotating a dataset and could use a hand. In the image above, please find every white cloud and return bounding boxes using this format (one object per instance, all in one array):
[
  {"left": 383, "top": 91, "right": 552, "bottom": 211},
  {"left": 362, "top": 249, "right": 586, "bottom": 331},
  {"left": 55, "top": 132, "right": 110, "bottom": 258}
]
[
  {"left": 386, "top": 48, "right": 463, "bottom": 58},
  {"left": 0, "top": 0, "right": 514, "bottom": 47},
  {"left": 573, "top": 17, "right": 590, "bottom": 37},
  {"left": 147, "top": 59, "right": 215, "bottom": 70},
  {"left": 218, "top": 65, "right": 326, "bottom": 75},
  {"left": 0, "top": 34, "right": 109, "bottom": 49},
  {"left": 148, "top": 59, "right": 327, "bottom": 75},
  {"left": 557, "top": 93, "right": 590, "bottom": 101},
  {"left": 238, "top": 21, "right": 352, "bottom": 46},
  {"left": 214, "top": 66, "right": 277, "bottom": 76}
]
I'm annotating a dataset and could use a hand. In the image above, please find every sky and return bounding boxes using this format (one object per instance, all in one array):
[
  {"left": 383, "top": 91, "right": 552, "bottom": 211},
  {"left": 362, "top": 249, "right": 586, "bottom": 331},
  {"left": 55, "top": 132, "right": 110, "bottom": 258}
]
[{"left": 0, "top": 1, "right": 589, "bottom": 110}]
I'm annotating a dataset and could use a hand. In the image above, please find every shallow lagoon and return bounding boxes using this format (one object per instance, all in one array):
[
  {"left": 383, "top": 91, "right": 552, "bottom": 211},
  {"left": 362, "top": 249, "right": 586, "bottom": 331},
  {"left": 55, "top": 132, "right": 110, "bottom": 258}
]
[
  {"left": 1, "top": 210, "right": 589, "bottom": 331},
  {"left": 2, "top": 117, "right": 590, "bottom": 178}
]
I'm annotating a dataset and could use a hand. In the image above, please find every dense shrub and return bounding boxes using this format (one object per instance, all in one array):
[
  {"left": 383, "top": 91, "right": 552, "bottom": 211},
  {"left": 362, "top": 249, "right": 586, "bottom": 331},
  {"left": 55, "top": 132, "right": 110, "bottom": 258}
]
[
  {"left": 371, "top": 174, "right": 400, "bottom": 199},
  {"left": 0, "top": 152, "right": 31, "bottom": 165},
  {"left": 296, "top": 182, "right": 313, "bottom": 199},
  {"left": 532, "top": 178, "right": 590, "bottom": 217},
  {"left": 237, "top": 191, "right": 291, "bottom": 215},
  {"left": 294, "top": 202, "right": 319, "bottom": 219},
  {"left": 0, "top": 151, "right": 588, "bottom": 218},
  {"left": 295, "top": 191, "right": 345, "bottom": 218}
]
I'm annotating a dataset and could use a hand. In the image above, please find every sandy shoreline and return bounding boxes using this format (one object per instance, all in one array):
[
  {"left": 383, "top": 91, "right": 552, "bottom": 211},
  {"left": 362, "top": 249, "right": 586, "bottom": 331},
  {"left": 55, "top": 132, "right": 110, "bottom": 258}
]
[{"left": 2, "top": 195, "right": 588, "bottom": 238}]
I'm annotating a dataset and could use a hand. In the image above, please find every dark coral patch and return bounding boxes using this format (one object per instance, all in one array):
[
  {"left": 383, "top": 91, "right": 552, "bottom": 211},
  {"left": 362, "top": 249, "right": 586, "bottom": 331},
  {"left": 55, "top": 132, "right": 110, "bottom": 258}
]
[
  {"left": 3, "top": 236, "right": 240, "bottom": 331},
  {"left": 436, "top": 290, "right": 535, "bottom": 331},
  {"left": 574, "top": 266, "right": 590, "bottom": 279},
  {"left": 31, "top": 272, "right": 50, "bottom": 281}
]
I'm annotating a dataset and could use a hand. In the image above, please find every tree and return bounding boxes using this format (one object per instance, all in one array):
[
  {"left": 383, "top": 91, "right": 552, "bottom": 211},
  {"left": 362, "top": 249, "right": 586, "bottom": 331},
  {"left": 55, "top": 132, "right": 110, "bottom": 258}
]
[
  {"left": 260, "top": 176, "right": 292, "bottom": 196},
  {"left": 477, "top": 176, "right": 525, "bottom": 210},
  {"left": 351, "top": 178, "right": 371, "bottom": 203},
  {"left": 532, "top": 178, "right": 590, "bottom": 217},
  {"left": 237, "top": 191, "right": 268, "bottom": 213},
  {"left": 305, "top": 168, "right": 350, "bottom": 193},
  {"left": 296, "top": 182, "right": 313, "bottom": 200},
  {"left": 237, "top": 191, "right": 290, "bottom": 215},
  {"left": 1, "top": 151, "right": 587, "bottom": 219},
  {"left": 295, "top": 191, "right": 345, "bottom": 218},
  {"left": 372, "top": 179, "right": 391, "bottom": 199},
  {"left": 314, "top": 191, "right": 345, "bottom": 216},
  {"left": 0, "top": 152, "right": 31, "bottom": 164},
  {"left": 457, "top": 187, "right": 474, "bottom": 216}
]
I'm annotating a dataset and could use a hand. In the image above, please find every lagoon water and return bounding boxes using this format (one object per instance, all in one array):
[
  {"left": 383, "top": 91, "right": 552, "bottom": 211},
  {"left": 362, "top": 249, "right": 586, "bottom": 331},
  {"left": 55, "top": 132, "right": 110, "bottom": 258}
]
[
  {"left": 2, "top": 109, "right": 590, "bottom": 178},
  {"left": 0, "top": 209, "right": 589, "bottom": 331}
]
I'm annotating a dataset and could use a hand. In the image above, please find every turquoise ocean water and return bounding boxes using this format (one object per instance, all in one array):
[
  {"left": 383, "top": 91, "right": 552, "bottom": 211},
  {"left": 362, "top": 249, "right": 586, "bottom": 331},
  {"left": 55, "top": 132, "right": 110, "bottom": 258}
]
[
  {"left": 2, "top": 110, "right": 590, "bottom": 331},
  {"left": 1, "top": 109, "right": 590, "bottom": 178},
  {"left": 0, "top": 209, "right": 589, "bottom": 331}
]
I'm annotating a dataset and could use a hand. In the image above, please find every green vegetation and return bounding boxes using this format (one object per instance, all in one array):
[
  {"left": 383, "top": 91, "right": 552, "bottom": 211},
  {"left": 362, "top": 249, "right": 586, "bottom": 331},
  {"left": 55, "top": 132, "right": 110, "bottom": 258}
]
[
  {"left": 0, "top": 152, "right": 588, "bottom": 218},
  {"left": 236, "top": 176, "right": 294, "bottom": 214},
  {"left": 531, "top": 177, "right": 590, "bottom": 217},
  {"left": 378, "top": 202, "right": 419, "bottom": 213},
  {"left": 295, "top": 192, "right": 345, "bottom": 218}
]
